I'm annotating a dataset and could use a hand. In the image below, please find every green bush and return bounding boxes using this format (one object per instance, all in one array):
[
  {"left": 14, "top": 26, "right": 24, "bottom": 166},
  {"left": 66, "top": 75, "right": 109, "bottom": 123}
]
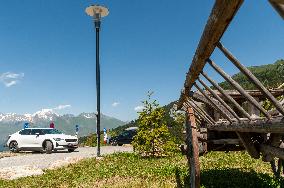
[{"left": 132, "top": 92, "right": 179, "bottom": 157}]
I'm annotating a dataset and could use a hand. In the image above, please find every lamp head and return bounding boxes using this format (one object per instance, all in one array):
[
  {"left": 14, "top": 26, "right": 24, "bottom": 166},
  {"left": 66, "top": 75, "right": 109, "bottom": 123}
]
[{"left": 85, "top": 5, "right": 109, "bottom": 21}]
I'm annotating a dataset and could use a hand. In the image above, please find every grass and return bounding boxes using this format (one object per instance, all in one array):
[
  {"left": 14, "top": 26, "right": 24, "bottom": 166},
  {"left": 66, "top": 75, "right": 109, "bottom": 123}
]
[{"left": 0, "top": 151, "right": 283, "bottom": 188}]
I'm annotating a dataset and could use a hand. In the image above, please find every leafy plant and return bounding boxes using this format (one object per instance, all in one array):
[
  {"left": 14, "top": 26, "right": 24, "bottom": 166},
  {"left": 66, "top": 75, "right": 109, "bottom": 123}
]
[{"left": 132, "top": 91, "right": 179, "bottom": 157}]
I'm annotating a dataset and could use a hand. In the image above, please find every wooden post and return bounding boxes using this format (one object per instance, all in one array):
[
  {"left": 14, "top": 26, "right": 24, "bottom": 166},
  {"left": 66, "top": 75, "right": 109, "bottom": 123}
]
[
  {"left": 236, "top": 97, "right": 260, "bottom": 159},
  {"left": 185, "top": 107, "right": 200, "bottom": 188},
  {"left": 247, "top": 97, "right": 260, "bottom": 117}
]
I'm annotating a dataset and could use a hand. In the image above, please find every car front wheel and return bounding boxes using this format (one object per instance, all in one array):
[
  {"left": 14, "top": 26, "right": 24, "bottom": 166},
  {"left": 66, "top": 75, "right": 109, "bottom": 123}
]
[
  {"left": 44, "top": 141, "right": 53, "bottom": 154},
  {"left": 9, "top": 141, "right": 19, "bottom": 153}
]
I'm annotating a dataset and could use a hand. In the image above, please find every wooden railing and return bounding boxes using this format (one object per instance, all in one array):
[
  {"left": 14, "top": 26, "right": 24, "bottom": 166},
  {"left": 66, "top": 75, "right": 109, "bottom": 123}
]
[{"left": 179, "top": 1, "right": 284, "bottom": 186}]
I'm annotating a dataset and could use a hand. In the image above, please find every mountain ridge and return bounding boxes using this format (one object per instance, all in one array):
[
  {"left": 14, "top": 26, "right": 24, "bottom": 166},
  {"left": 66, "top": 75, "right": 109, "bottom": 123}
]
[{"left": 0, "top": 111, "right": 126, "bottom": 146}]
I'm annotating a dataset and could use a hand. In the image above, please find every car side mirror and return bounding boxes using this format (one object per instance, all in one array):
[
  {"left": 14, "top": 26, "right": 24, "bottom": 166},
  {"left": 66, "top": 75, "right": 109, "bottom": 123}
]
[{"left": 36, "top": 133, "right": 40, "bottom": 137}]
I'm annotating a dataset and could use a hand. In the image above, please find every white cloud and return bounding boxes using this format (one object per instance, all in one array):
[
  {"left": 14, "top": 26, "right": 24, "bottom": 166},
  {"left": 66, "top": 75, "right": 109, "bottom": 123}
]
[
  {"left": 134, "top": 105, "right": 144, "bottom": 112},
  {"left": 5, "top": 80, "right": 17, "bottom": 87},
  {"left": 54, "top": 104, "right": 71, "bottom": 110},
  {"left": 0, "top": 72, "right": 24, "bottom": 87},
  {"left": 112, "top": 102, "right": 120, "bottom": 107}
]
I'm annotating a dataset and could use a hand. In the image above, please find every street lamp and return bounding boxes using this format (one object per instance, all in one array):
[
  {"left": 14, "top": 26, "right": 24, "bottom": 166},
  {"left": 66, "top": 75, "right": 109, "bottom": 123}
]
[{"left": 85, "top": 5, "right": 109, "bottom": 157}]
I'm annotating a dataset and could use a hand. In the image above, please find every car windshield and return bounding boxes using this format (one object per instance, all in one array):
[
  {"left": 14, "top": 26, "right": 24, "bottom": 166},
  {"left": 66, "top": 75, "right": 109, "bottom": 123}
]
[{"left": 42, "top": 129, "right": 63, "bottom": 134}]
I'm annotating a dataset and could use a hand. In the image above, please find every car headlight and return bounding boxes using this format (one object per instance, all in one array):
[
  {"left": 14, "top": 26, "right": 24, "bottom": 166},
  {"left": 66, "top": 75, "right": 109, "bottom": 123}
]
[{"left": 53, "top": 138, "right": 63, "bottom": 141}]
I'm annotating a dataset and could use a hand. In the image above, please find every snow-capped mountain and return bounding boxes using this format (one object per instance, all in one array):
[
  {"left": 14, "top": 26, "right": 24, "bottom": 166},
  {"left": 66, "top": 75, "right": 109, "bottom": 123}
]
[
  {"left": 0, "top": 109, "right": 59, "bottom": 123},
  {"left": 79, "top": 112, "right": 96, "bottom": 119},
  {"left": 0, "top": 110, "right": 126, "bottom": 144}
]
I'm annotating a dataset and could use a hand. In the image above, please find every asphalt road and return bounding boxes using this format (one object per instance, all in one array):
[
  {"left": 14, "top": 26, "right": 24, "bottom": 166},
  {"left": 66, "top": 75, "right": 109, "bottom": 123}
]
[{"left": 0, "top": 146, "right": 133, "bottom": 179}]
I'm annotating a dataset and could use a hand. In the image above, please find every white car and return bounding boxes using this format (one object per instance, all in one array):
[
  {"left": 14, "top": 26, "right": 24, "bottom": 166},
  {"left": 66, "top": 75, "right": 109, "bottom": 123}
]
[{"left": 6, "top": 128, "right": 78, "bottom": 154}]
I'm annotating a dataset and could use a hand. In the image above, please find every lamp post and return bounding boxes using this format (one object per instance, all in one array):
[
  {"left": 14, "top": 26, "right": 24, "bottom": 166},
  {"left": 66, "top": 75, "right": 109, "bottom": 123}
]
[{"left": 85, "top": 5, "right": 109, "bottom": 157}]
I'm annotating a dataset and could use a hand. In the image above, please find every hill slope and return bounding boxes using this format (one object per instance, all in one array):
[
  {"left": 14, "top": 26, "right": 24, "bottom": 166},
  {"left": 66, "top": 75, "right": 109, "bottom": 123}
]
[{"left": 219, "top": 59, "right": 284, "bottom": 89}]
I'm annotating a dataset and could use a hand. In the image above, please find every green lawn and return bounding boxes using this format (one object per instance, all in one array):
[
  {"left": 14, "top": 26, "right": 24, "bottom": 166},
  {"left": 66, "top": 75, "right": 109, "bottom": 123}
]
[{"left": 0, "top": 151, "right": 283, "bottom": 188}]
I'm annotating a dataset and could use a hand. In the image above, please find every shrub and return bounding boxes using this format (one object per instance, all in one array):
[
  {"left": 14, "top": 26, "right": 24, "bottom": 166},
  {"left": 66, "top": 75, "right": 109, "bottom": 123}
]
[{"left": 132, "top": 92, "right": 179, "bottom": 157}]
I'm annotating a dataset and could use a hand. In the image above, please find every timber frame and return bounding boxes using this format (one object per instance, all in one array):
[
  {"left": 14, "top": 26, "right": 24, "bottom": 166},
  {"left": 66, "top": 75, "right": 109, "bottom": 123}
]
[{"left": 178, "top": 0, "right": 284, "bottom": 187}]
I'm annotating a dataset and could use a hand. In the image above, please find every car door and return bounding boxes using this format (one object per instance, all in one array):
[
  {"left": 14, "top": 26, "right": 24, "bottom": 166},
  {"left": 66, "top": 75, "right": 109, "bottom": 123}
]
[
  {"left": 17, "top": 129, "right": 33, "bottom": 148},
  {"left": 30, "top": 129, "right": 45, "bottom": 148},
  {"left": 119, "top": 131, "right": 131, "bottom": 144}
]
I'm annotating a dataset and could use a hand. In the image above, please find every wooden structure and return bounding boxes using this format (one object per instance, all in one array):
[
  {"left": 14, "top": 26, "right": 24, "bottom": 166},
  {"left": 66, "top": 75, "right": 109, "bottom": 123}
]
[{"left": 178, "top": 1, "right": 284, "bottom": 187}]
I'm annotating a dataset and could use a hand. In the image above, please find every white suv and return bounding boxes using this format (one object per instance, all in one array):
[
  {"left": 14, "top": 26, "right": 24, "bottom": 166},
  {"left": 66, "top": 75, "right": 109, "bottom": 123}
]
[{"left": 6, "top": 128, "right": 78, "bottom": 154}]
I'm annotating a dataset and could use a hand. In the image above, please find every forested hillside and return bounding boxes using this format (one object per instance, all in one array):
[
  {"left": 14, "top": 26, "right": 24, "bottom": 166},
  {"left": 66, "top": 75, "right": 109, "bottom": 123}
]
[{"left": 219, "top": 59, "right": 284, "bottom": 89}]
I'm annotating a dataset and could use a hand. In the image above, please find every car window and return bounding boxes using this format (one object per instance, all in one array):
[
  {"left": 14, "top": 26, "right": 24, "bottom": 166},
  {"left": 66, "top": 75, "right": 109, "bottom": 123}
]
[
  {"left": 31, "top": 129, "right": 44, "bottom": 135},
  {"left": 42, "top": 129, "right": 63, "bottom": 134},
  {"left": 121, "top": 131, "right": 130, "bottom": 137},
  {"left": 19, "top": 129, "right": 31, "bottom": 135}
]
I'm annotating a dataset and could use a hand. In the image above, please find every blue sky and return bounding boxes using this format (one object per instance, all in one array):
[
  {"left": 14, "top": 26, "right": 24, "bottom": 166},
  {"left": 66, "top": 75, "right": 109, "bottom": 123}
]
[{"left": 0, "top": 1, "right": 283, "bottom": 121}]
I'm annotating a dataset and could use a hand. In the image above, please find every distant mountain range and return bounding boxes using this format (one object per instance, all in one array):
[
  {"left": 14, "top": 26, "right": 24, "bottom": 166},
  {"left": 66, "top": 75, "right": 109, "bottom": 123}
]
[{"left": 0, "top": 109, "right": 126, "bottom": 146}]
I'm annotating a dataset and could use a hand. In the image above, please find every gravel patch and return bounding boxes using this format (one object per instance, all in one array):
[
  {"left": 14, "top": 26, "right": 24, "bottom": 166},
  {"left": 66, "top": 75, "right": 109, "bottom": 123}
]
[{"left": 0, "top": 146, "right": 132, "bottom": 180}]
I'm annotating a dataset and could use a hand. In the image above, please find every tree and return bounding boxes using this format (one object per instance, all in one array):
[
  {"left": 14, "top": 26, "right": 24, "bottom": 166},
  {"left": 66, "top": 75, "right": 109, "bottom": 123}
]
[{"left": 132, "top": 92, "right": 178, "bottom": 157}]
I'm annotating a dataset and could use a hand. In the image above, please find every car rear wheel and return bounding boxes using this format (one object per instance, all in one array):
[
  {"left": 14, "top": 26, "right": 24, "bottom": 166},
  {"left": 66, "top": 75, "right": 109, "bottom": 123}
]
[
  {"left": 68, "top": 149, "right": 75, "bottom": 152},
  {"left": 9, "top": 141, "right": 19, "bottom": 153},
  {"left": 44, "top": 141, "right": 53, "bottom": 154},
  {"left": 110, "top": 140, "right": 118, "bottom": 146}
]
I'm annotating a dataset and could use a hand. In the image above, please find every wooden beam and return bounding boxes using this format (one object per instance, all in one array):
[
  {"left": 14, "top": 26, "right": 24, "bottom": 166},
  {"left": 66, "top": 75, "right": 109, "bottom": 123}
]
[
  {"left": 185, "top": 107, "right": 200, "bottom": 188},
  {"left": 188, "top": 98, "right": 216, "bottom": 124},
  {"left": 262, "top": 133, "right": 283, "bottom": 162},
  {"left": 184, "top": 0, "right": 243, "bottom": 89},
  {"left": 202, "top": 89, "right": 284, "bottom": 101},
  {"left": 247, "top": 97, "right": 260, "bottom": 117},
  {"left": 269, "top": 0, "right": 284, "bottom": 19},
  {"left": 185, "top": 100, "right": 215, "bottom": 125},
  {"left": 208, "top": 116, "right": 284, "bottom": 133},
  {"left": 190, "top": 91, "right": 235, "bottom": 119},
  {"left": 207, "top": 138, "right": 240, "bottom": 145},
  {"left": 194, "top": 83, "right": 233, "bottom": 122},
  {"left": 208, "top": 59, "right": 271, "bottom": 119},
  {"left": 178, "top": 0, "right": 243, "bottom": 109},
  {"left": 236, "top": 132, "right": 260, "bottom": 159},
  {"left": 201, "top": 71, "right": 251, "bottom": 119},
  {"left": 217, "top": 42, "right": 284, "bottom": 116},
  {"left": 260, "top": 144, "right": 284, "bottom": 161},
  {"left": 198, "top": 77, "right": 240, "bottom": 120}
]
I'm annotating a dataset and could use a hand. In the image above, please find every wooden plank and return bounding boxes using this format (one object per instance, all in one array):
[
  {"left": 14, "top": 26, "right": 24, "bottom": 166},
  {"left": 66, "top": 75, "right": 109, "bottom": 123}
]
[
  {"left": 208, "top": 116, "right": 284, "bottom": 133},
  {"left": 185, "top": 107, "right": 200, "bottom": 188},
  {"left": 207, "top": 138, "right": 240, "bottom": 145},
  {"left": 178, "top": 0, "right": 244, "bottom": 109}
]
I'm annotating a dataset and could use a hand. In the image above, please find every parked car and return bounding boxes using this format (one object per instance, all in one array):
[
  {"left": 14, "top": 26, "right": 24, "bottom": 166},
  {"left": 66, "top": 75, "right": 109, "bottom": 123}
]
[
  {"left": 6, "top": 128, "right": 78, "bottom": 154},
  {"left": 109, "top": 127, "right": 138, "bottom": 146}
]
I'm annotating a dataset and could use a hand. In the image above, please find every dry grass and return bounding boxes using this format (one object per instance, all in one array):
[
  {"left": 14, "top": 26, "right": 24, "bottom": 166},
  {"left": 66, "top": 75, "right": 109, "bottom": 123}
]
[
  {"left": 0, "top": 152, "right": 23, "bottom": 159},
  {"left": 0, "top": 151, "right": 283, "bottom": 188}
]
